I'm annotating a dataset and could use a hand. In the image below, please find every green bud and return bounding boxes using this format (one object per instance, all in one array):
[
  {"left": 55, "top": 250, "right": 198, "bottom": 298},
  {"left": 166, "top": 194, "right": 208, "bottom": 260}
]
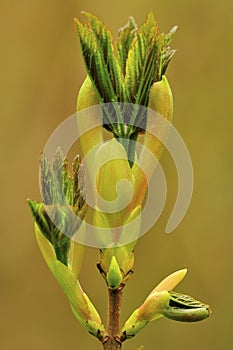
[{"left": 106, "top": 256, "right": 123, "bottom": 289}]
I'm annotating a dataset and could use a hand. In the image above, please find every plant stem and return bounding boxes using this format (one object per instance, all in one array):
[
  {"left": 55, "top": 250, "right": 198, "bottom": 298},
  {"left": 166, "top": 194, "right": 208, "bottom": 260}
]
[{"left": 102, "top": 286, "right": 124, "bottom": 350}]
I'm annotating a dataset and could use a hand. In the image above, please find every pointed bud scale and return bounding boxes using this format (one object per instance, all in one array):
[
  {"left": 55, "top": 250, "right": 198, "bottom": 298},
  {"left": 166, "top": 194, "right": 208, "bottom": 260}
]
[
  {"left": 97, "top": 206, "right": 141, "bottom": 281},
  {"left": 115, "top": 205, "right": 141, "bottom": 281},
  {"left": 93, "top": 206, "right": 110, "bottom": 229},
  {"left": 106, "top": 256, "right": 123, "bottom": 289},
  {"left": 70, "top": 300, "right": 105, "bottom": 338},
  {"left": 131, "top": 161, "right": 148, "bottom": 208},
  {"left": 138, "top": 291, "right": 171, "bottom": 322},
  {"left": 35, "top": 225, "right": 86, "bottom": 309},
  {"left": 121, "top": 291, "right": 170, "bottom": 339},
  {"left": 96, "top": 194, "right": 141, "bottom": 283},
  {"left": 133, "top": 76, "right": 173, "bottom": 206},
  {"left": 120, "top": 205, "right": 142, "bottom": 247},
  {"left": 83, "top": 292, "right": 105, "bottom": 331},
  {"left": 34, "top": 223, "right": 57, "bottom": 273},
  {"left": 146, "top": 75, "right": 173, "bottom": 164},
  {"left": 118, "top": 205, "right": 141, "bottom": 256},
  {"left": 96, "top": 139, "right": 132, "bottom": 202},
  {"left": 76, "top": 76, "right": 103, "bottom": 158},
  {"left": 95, "top": 138, "right": 134, "bottom": 227},
  {"left": 76, "top": 76, "right": 100, "bottom": 111},
  {"left": 151, "top": 269, "right": 187, "bottom": 294},
  {"left": 121, "top": 309, "right": 148, "bottom": 340},
  {"left": 148, "top": 75, "right": 173, "bottom": 122},
  {"left": 92, "top": 207, "right": 113, "bottom": 249},
  {"left": 76, "top": 77, "right": 104, "bottom": 203},
  {"left": 136, "top": 76, "right": 173, "bottom": 192},
  {"left": 70, "top": 241, "right": 85, "bottom": 279}
]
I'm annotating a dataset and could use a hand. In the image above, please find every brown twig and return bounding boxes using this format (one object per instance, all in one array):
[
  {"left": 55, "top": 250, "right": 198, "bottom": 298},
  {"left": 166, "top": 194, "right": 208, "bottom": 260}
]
[{"left": 102, "top": 285, "right": 124, "bottom": 350}]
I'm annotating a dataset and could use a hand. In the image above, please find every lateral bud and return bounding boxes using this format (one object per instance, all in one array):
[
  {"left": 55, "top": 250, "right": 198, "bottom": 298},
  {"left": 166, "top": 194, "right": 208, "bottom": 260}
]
[
  {"left": 121, "top": 269, "right": 210, "bottom": 340},
  {"left": 163, "top": 291, "right": 210, "bottom": 322}
]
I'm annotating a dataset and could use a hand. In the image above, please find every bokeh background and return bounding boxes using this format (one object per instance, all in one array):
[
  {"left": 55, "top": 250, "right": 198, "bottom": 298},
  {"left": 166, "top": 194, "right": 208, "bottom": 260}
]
[{"left": 0, "top": 0, "right": 232, "bottom": 349}]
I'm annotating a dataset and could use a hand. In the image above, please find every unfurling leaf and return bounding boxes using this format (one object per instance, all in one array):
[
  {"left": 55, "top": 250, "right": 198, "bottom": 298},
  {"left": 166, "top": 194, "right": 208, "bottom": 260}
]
[{"left": 121, "top": 270, "right": 210, "bottom": 340}]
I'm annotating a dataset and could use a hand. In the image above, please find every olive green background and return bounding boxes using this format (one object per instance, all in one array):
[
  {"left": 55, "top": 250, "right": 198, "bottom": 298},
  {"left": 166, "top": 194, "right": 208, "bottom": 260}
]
[{"left": 0, "top": 1, "right": 232, "bottom": 349}]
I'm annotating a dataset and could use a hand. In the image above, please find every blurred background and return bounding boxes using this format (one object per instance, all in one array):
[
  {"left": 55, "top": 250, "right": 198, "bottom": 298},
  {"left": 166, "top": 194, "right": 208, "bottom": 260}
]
[{"left": 0, "top": 0, "right": 232, "bottom": 349}]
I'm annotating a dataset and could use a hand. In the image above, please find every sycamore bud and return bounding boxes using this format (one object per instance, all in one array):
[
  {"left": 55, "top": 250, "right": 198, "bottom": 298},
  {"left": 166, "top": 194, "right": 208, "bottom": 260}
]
[
  {"left": 106, "top": 256, "right": 123, "bottom": 289},
  {"left": 121, "top": 269, "right": 210, "bottom": 340},
  {"left": 163, "top": 291, "right": 210, "bottom": 322}
]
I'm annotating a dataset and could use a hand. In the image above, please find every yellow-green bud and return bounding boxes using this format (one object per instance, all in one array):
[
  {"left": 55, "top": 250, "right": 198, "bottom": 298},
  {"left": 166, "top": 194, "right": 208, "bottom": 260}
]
[
  {"left": 121, "top": 269, "right": 210, "bottom": 340},
  {"left": 163, "top": 291, "right": 211, "bottom": 322},
  {"left": 106, "top": 256, "right": 123, "bottom": 289}
]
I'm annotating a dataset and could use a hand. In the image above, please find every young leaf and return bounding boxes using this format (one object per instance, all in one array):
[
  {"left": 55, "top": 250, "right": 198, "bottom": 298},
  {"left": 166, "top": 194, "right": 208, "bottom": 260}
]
[
  {"left": 75, "top": 13, "right": 119, "bottom": 103},
  {"left": 124, "top": 12, "right": 159, "bottom": 106},
  {"left": 116, "top": 16, "right": 138, "bottom": 77}
]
